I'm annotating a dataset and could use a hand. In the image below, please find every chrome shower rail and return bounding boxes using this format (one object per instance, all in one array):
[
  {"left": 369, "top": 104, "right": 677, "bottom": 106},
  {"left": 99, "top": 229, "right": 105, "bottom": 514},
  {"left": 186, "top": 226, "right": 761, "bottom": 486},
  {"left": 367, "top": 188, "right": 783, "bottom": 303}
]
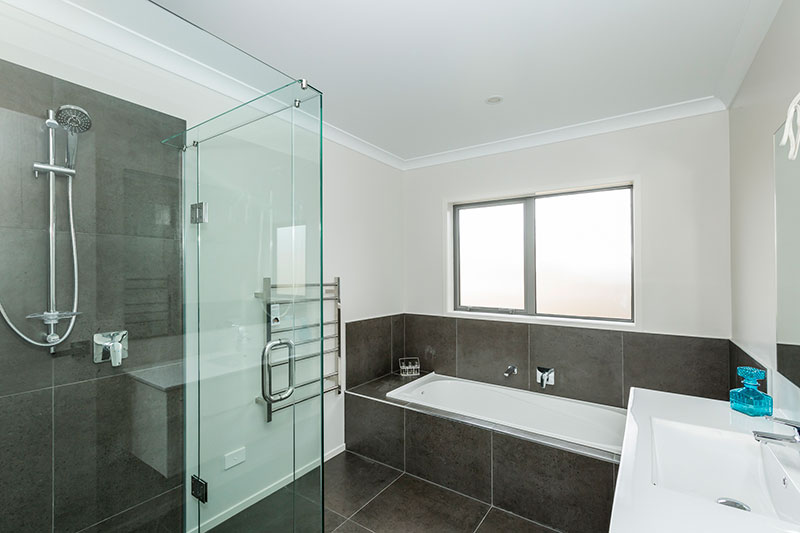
[{"left": 255, "top": 277, "right": 341, "bottom": 422}]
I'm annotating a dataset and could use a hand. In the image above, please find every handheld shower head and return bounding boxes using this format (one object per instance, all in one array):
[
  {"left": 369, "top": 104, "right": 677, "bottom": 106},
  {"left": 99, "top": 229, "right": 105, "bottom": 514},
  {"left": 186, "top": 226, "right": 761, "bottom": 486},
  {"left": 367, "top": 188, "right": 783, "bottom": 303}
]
[{"left": 55, "top": 105, "right": 91, "bottom": 169}]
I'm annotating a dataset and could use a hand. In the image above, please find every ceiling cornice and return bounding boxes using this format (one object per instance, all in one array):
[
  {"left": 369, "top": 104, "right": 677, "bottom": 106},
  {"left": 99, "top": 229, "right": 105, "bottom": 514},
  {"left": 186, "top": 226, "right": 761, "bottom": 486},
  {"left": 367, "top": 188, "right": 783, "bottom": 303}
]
[{"left": 326, "top": 96, "right": 727, "bottom": 171}]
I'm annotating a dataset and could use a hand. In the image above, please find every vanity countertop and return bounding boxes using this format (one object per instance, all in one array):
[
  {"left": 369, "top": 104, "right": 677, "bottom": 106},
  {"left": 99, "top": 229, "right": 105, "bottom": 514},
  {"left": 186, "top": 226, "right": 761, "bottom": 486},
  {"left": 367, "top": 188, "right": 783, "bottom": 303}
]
[{"left": 611, "top": 388, "right": 800, "bottom": 533}]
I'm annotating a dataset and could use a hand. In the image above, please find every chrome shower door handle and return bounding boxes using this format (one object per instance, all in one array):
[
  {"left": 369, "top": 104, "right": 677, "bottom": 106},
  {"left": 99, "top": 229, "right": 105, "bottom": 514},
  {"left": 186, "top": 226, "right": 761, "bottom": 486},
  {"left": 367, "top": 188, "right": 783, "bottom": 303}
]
[{"left": 261, "top": 339, "right": 296, "bottom": 403}]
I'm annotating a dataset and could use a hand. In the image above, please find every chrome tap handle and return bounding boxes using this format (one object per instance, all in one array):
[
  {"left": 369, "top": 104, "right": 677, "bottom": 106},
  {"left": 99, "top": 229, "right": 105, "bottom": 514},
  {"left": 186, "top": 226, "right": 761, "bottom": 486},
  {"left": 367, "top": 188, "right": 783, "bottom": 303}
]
[{"left": 765, "top": 416, "right": 800, "bottom": 435}]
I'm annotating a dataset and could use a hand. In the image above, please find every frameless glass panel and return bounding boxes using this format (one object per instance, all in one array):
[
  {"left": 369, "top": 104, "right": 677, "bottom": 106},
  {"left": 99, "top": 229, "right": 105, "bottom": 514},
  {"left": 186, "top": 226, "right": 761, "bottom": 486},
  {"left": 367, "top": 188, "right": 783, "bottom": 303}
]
[
  {"left": 457, "top": 202, "right": 525, "bottom": 310},
  {"left": 174, "top": 80, "right": 323, "bottom": 532},
  {"left": 534, "top": 187, "right": 632, "bottom": 320}
]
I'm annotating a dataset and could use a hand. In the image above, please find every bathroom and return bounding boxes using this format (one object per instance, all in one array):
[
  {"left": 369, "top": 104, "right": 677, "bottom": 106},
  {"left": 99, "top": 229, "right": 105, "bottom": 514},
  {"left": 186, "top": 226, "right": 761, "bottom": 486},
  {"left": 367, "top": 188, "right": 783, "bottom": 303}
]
[{"left": 0, "top": 1, "right": 799, "bottom": 532}]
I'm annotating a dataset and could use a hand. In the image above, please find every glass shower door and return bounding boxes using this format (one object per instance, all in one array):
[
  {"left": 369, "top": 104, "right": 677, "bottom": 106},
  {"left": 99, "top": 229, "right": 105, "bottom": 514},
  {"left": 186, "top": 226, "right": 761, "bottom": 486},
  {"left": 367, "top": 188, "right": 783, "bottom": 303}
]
[{"left": 169, "top": 80, "right": 323, "bottom": 532}]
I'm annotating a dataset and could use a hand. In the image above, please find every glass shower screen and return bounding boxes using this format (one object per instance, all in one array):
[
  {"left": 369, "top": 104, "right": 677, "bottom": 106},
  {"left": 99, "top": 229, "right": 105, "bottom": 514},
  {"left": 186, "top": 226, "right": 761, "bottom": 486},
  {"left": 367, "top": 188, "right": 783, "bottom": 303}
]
[{"left": 165, "top": 80, "right": 323, "bottom": 532}]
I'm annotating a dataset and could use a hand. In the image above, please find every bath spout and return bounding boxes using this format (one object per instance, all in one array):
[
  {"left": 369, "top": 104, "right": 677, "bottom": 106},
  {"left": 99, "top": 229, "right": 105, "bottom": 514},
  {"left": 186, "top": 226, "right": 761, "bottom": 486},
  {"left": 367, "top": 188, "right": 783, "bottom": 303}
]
[{"left": 504, "top": 365, "right": 518, "bottom": 378}]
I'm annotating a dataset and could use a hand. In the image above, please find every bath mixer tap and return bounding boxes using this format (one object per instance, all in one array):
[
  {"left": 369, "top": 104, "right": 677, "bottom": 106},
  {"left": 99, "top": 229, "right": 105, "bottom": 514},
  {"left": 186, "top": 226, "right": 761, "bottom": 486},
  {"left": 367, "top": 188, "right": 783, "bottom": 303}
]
[
  {"left": 504, "top": 365, "right": 518, "bottom": 378},
  {"left": 753, "top": 416, "right": 800, "bottom": 446},
  {"left": 536, "top": 367, "right": 555, "bottom": 389}
]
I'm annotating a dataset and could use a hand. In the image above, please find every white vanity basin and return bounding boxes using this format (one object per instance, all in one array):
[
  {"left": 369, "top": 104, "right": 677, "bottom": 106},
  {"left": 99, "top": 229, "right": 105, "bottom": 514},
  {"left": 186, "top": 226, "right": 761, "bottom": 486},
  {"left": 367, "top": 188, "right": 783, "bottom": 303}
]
[{"left": 611, "top": 388, "right": 800, "bottom": 533}]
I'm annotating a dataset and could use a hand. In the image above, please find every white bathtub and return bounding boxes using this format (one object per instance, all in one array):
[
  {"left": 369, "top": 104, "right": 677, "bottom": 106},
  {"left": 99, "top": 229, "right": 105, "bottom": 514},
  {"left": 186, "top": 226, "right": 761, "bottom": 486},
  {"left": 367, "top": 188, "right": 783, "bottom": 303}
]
[{"left": 386, "top": 372, "right": 626, "bottom": 456}]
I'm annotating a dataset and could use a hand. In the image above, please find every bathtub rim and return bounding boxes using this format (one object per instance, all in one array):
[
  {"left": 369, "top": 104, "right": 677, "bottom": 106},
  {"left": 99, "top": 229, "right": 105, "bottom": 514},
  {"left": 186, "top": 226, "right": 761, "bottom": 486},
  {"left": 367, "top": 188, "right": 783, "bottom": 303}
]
[{"left": 348, "top": 373, "right": 623, "bottom": 464}]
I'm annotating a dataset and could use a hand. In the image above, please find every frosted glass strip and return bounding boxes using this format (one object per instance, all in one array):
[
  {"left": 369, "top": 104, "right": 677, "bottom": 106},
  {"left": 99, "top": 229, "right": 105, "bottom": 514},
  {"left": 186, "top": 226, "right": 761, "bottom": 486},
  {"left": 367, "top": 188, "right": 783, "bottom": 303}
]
[
  {"left": 535, "top": 188, "right": 632, "bottom": 320},
  {"left": 458, "top": 202, "right": 525, "bottom": 309}
]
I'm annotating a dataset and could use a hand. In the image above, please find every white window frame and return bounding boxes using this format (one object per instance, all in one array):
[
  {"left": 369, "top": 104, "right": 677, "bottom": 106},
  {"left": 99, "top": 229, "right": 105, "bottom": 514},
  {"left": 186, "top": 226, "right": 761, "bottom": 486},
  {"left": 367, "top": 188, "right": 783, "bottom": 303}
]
[{"left": 452, "top": 184, "right": 634, "bottom": 323}]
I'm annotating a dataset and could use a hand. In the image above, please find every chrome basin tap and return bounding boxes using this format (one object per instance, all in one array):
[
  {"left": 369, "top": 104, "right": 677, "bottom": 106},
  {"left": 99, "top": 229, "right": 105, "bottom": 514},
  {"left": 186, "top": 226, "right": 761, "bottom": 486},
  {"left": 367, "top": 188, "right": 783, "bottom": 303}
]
[{"left": 753, "top": 416, "right": 800, "bottom": 445}]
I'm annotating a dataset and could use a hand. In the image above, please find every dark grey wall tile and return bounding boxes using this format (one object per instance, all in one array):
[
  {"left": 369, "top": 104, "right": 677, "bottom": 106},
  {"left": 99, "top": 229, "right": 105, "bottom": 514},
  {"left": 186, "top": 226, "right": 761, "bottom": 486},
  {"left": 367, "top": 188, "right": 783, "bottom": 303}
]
[
  {"left": 730, "top": 341, "right": 768, "bottom": 390},
  {"left": 778, "top": 344, "right": 800, "bottom": 389},
  {"left": 353, "top": 474, "right": 488, "bottom": 533},
  {"left": 404, "top": 314, "right": 457, "bottom": 375},
  {"left": 391, "top": 314, "right": 405, "bottom": 372},
  {"left": 345, "top": 393, "right": 404, "bottom": 469},
  {"left": 405, "top": 410, "right": 491, "bottom": 502},
  {"left": 54, "top": 375, "right": 180, "bottom": 532},
  {"left": 54, "top": 334, "right": 183, "bottom": 386},
  {"left": 346, "top": 317, "right": 392, "bottom": 388},
  {"left": 475, "top": 508, "right": 552, "bottom": 533},
  {"left": 622, "top": 332, "right": 729, "bottom": 405},
  {"left": 81, "top": 485, "right": 183, "bottom": 533},
  {"left": 456, "top": 319, "right": 528, "bottom": 389},
  {"left": 530, "top": 325, "right": 624, "bottom": 407},
  {"left": 0, "top": 389, "right": 52, "bottom": 533},
  {"left": 0, "top": 59, "right": 54, "bottom": 117},
  {"left": 493, "top": 433, "right": 614, "bottom": 533}
]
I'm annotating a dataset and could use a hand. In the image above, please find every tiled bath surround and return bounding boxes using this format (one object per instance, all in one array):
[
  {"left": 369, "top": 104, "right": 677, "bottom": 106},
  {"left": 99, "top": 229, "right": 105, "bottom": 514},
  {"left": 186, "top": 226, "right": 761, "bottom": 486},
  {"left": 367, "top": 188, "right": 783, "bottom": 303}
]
[
  {"left": 345, "top": 375, "right": 616, "bottom": 532},
  {"left": 344, "top": 313, "right": 769, "bottom": 531},
  {"left": 347, "top": 313, "right": 764, "bottom": 408},
  {"left": 0, "top": 59, "right": 184, "bottom": 532}
]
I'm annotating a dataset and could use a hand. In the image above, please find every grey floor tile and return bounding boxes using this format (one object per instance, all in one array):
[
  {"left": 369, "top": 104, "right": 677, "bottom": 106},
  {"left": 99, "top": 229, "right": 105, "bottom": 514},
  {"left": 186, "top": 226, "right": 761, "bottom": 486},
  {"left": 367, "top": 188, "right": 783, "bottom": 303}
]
[
  {"left": 81, "top": 485, "right": 183, "bottom": 533},
  {"left": 475, "top": 508, "right": 553, "bottom": 533},
  {"left": 0, "top": 389, "right": 52, "bottom": 532},
  {"left": 492, "top": 433, "right": 614, "bottom": 533},
  {"left": 346, "top": 317, "right": 392, "bottom": 387},
  {"left": 348, "top": 372, "right": 420, "bottom": 403},
  {"left": 404, "top": 314, "right": 456, "bottom": 376},
  {"left": 623, "top": 332, "right": 729, "bottom": 405},
  {"left": 405, "top": 410, "right": 491, "bottom": 502},
  {"left": 456, "top": 318, "right": 528, "bottom": 389},
  {"left": 345, "top": 393, "right": 405, "bottom": 469},
  {"left": 352, "top": 474, "right": 488, "bottom": 533},
  {"left": 335, "top": 520, "right": 373, "bottom": 533},
  {"left": 530, "top": 324, "right": 624, "bottom": 406},
  {"left": 296, "top": 451, "right": 402, "bottom": 519},
  {"left": 54, "top": 374, "right": 181, "bottom": 532},
  {"left": 211, "top": 485, "right": 340, "bottom": 533}
]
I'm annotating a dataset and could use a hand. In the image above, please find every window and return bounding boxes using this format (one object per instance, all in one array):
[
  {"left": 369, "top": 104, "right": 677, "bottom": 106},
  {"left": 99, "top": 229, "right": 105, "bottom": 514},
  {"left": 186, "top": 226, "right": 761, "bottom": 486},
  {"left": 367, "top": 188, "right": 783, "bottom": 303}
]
[{"left": 453, "top": 185, "right": 633, "bottom": 321}]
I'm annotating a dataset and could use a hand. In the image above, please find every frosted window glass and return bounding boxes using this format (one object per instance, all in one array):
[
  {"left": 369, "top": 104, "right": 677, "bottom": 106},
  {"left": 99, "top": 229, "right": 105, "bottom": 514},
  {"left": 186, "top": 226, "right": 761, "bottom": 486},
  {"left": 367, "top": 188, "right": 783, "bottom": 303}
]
[
  {"left": 535, "top": 188, "right": 632, "bottom": 320},
  {"left": 458, "top": 202, "right": 525, "bottom": 309}
]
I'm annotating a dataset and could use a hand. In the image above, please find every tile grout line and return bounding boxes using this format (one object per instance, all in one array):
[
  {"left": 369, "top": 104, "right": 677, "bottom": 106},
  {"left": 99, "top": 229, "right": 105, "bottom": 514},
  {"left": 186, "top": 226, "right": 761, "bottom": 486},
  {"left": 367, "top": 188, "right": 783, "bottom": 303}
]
[
  {"left": 472, "top": 507, "right": 491, "bottom": 533},
  {"left": 0, "top": 383, "right": 55, "bottom": 402},
  {"left": 51, "top": 357, "right": 55, "bottom": 532},
  {"left": 345, "top": 472, "right": 403, "bottom": 521},
  {"left": 490, "top": 431, "right": 494, "bottom": 506},
  {"left": 403, "top": 472, "right": 491, "bottom": 507},
  {"left": 527, "top": 325, "right": 531, "bottom": 390},
  {"left": 620, "top": 332, "right": 625, "bottom": 406},
  {"left": 490, "top": 505, "right": 563, "bottom": 533},
  {"left": 74, "top": 485, "right": 182, "bottom": 532},
  {"left": 344, "top": 450, "right": 404, "bottom": 476}
]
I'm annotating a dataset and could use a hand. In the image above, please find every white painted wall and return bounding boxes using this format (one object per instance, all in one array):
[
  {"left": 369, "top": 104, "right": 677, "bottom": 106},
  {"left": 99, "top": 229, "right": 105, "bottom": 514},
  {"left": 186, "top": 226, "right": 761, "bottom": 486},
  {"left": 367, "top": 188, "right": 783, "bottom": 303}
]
[
  {"left": 403, "top": 111, "right": 732, "bottom": 339},
  {"left": 321, "top": 138, "right": 405, "bottom": 455},
  {"left": 729, "top": 0, "right": 800, "bottom": 416}
]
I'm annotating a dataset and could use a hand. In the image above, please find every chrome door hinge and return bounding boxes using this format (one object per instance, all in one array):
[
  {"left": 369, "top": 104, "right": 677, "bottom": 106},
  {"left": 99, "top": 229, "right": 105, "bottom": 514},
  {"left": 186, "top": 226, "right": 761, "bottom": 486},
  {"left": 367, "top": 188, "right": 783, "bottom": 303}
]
[
  {"left": 191, "top": 475, "right": 208, "bottom": 503},
  {"left": 191, "top": 202, "right": 208, "bottom": 224}
]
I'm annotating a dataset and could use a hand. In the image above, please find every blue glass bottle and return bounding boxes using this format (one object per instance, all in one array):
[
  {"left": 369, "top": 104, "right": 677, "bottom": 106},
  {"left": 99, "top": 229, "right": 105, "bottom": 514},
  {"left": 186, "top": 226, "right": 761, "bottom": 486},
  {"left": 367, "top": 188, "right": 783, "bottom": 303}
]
[{"left": 730, "top": 366, "right": 772, "bottom": 417}]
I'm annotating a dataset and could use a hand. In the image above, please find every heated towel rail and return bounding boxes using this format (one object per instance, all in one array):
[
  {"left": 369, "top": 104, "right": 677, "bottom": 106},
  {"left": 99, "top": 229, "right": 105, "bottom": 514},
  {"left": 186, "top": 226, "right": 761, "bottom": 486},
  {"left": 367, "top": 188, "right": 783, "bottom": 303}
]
[{"left": 254, "top": 277, "right": 341, "bottom": 422}]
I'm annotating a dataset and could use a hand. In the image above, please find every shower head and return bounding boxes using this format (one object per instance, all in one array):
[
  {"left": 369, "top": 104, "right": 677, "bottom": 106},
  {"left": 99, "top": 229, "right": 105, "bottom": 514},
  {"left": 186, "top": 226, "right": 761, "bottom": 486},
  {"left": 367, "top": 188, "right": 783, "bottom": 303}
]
[
  {"left": 56, "top": 105, "right": 91, "bottom": 170},
  {"left": 55, "top": 105, "right": 92, "bottom": 134}
]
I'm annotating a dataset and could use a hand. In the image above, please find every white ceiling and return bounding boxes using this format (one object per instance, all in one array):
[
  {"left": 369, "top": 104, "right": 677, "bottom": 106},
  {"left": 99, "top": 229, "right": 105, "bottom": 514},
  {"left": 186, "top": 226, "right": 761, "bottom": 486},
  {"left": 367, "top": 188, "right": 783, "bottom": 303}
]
[{"left": 151, "top": 0, "right": 780, "bottom": 167}]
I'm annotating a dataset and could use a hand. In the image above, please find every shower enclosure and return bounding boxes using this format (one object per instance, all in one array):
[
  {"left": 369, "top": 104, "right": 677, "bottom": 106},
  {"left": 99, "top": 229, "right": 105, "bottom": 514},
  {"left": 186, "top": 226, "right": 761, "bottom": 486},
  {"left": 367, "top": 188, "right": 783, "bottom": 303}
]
[{"left": 164, "top": 79, "right": 324, "bottom": 531}]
